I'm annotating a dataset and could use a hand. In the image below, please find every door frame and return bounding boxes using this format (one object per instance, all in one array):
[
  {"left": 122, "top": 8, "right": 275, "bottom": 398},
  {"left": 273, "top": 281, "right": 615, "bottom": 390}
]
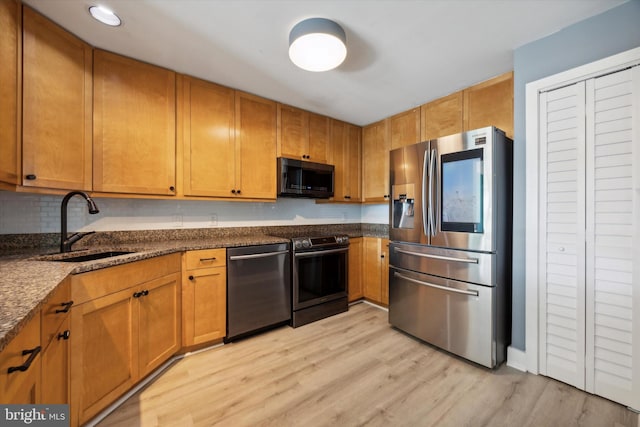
[{"left": 524, "top": 46, "right": 640, "bottom": 374}]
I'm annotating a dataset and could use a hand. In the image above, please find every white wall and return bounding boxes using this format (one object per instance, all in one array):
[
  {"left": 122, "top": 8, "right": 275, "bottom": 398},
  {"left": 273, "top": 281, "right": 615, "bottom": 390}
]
[{"left": 0, "top": 191, "right": 389, "bottom": 234}]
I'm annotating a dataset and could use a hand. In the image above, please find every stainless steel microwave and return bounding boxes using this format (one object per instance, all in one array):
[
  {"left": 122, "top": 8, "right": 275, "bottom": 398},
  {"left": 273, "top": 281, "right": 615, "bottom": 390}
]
[{"left": 277, "top": 157, "right": 334, "bottom": 199}]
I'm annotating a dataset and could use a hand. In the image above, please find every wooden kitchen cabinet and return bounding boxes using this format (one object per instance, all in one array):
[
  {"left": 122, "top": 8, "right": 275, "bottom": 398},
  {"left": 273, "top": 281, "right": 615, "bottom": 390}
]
[
  {"left": 463, "top": 71, "right": 513, "bottom": 138},
  {"left": 0, "top": 312, "right": 41, "bottom": 404},
  {"left": 22, "top": 6, "right": 93, "bottom": 190},
  {"left": 362, "top": 119, "right": 390, "bottom": 203},
  {"left": 93, "top": 49, "right": 176, "bottom": 196},
  {"left": 362, "top": 237, "right": 390, "bottom": 306},
  {"left": 70, "top": 254, "right": 181, "bottom": 425},
  {"left": 389, "top": 107, "right": 421, "bottom": 150},
  {"left": 331, "top": 119, "right": 362, "bottom": 202},
  {"left": 182, "top": 249, "right": 226, "bottom": 347},
  {"left": 0, "top": 0, "right": 21, "bottom": 185},
  {"left": 277, "top": 104, "right": 331, "bottom": 164},
  {"left": 348, "top": 237, "right": 363, "bottom": 302},
  {"left": 41, "top": 316, "right": 70, "bottom": 404},
  {"left": 421, "top": 91, "right": 463, "bottom": 140}
]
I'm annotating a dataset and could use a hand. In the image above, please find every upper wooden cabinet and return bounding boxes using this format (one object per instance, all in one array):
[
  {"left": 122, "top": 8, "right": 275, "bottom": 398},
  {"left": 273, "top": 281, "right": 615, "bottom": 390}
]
[
  {"left": 0, "top": 0, "right": 20, "bottom": 185},
  {"left": 362, "top": 119, "right": 390, "bottom": 203},
  {"left": 277, "top": 104, "right": 331, "bottom": 164},
  {"left": 389, "top": 107, "right": 420, "bottom": 150},
  {"left": 421, "top": 91, "right": 463, "bottom": 140},
  {"left": 463, "top": 71, "right": 513, "bottom": 138},
  {"left": 179, "top": 75, "right": 235, "bottom": 197},
  {"left": 331, "top": 119, "right": 362, "bottom": 202},
  {"left": 93, "top": 49, "right": 176, "bottom": 195},
  {"left": 22, "top": 6, "right": 93, "bottom": 190},
  {"left": 235, "top": 91, "right": 277, "bottom": 199}
]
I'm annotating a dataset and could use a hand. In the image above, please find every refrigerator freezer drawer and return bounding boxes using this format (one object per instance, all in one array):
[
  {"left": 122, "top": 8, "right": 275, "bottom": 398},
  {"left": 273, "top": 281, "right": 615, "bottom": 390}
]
[{"left": 389, "top": 266, "right": 500, "bottom": 368}]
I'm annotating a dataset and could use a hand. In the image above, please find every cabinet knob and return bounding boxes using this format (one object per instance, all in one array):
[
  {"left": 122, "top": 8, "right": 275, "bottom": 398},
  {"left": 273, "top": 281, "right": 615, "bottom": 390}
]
[
  {"left": 236, "top": 189, "right": 241, "bottom": 194},
  {"left": 169, "top": 186, "right": 175, "bottom": 192},
  {"left": 231, "top": 189, "right": 236, "bottom": 194},
  {"left": 25, "top": 174, "right": 37, "bottom": 180},
  {"left": 58, "top": 330, "right": 71, "bottom": 340},
  {"left": 188, "top": 275, "right": 194, "bottom": 281}
]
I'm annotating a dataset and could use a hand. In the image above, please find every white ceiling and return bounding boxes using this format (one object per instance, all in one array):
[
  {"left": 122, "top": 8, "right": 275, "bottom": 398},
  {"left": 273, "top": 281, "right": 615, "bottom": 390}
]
[{"left": 23, "top": 0, "right": 626, "bottom": 126}]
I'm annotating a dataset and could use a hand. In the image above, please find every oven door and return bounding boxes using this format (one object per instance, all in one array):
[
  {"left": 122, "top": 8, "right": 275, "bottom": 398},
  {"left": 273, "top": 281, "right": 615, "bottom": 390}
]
[{"left": 293, "top": 247, "right": 348, "bottom": 310}]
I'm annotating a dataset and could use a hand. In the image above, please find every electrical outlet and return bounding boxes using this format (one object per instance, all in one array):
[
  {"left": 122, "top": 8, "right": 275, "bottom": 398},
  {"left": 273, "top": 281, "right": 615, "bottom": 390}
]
[
  {"left": 173, "top": 214, "right": 183, "bottom": 227},
  {"left": 210, "top": 213, "right": 218, "bottom": 227}
]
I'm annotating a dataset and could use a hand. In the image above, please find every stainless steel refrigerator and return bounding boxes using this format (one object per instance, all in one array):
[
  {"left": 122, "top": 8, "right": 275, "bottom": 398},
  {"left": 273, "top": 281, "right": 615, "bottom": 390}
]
[{"left": 388, "top": 126, "right": 512, "bottom": 368}]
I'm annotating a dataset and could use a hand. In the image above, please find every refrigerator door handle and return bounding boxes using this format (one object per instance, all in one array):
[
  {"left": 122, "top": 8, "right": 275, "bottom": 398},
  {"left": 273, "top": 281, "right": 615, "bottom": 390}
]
[
  {"left": 422, "top": 148, "right": 429, "bottom": 237},
  {"left": 429, "top": 148, "right": 437, "bottom": 236},
  {"left": 394, "top": 247, "right": 479, "bottom": 264},
  {"left": 394, "top": 272, "right": 479, "bottom": 297}
]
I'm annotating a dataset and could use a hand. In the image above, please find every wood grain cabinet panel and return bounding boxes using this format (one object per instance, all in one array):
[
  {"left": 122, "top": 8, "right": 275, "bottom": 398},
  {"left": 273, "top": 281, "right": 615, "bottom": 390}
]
[
  {"left": 41, "top": 316, "right": 70, "bottom": 405},
  {"left": 179, "top": 75, "right": 236, "bottom": 197},
  {"left": 0, "top": 0, "right": 21, "bottom": 185},
  {"left": 362, "top": 237, "right": 390, "bottom": 306},
  {"left": 331, "top": 119, "right": 362, "bottom": 203},
  {"left": 277, "top": 104, "right": 331, "bottom": 164},
  {"left": 348, "top": 237, "right": 363, "bottom": 302},
  {"left": 93, "top": 49, "right": 176, "bottom": 196},
  {"left": 308, "top": 112, "right": 331, "bottom": 164},
  {"left": 362, "top": 119, "right": 390, "bottom": 203},
  {"left": 421, "top": 91, "right": 463, "bottom": 140},
  {"left": 0, "top": 312, "right": 41, "bottom": 404},
  {"left": 463, "top": 71, "right": 513, "bottom": 138},
  {"left": 389, "top": 108, "right": 420, "bottom": 150},
  {"left": 22, "top": 6, "right": 92, "bottom": 190}
]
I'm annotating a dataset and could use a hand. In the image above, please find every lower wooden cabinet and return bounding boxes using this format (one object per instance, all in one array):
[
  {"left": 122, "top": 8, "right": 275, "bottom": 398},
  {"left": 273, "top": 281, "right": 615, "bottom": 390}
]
[
  {"left": 348, "top": 237, "right": 363, "bottom": 302},
  {"left": 182, "top": 249, "right": 226, "bottom": 347},
  {"left": 0, "top": 312, "right": 41, "bottom": 404},
  {"left": 362, "top": 237, "right": 390, "bottom": 306},
  {"left": 41, "top": 316, "right": 70, "bottom": 404},
  {"left": 70, "top": 254, "right": 181, "bottom": 425}
]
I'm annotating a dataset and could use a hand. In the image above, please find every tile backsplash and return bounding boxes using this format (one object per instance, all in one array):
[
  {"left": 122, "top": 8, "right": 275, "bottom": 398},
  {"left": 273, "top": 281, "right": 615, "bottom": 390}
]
[{"left": 0, "top": 192, "right": 389, "bottom": 234}]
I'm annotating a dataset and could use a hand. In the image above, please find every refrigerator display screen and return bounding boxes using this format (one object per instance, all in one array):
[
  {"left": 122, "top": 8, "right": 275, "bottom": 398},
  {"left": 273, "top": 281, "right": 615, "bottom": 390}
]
[{"left": 441, "top": 148, "right": 483, "bottom": 233}]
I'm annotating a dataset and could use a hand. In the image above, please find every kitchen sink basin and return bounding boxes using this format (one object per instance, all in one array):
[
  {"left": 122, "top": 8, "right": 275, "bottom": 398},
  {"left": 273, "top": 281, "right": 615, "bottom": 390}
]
[{"left": 41, "top": 251, "right": 135, "bottom": 263}]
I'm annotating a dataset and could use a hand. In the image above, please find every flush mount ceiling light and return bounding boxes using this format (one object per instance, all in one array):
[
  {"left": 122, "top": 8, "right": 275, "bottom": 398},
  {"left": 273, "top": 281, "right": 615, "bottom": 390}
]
[
  {"left": 289, "top": 18, "right": 347, "bottom": 72},
  {"left": 88, "top": 5, "right": 121, "bottom": 27}
]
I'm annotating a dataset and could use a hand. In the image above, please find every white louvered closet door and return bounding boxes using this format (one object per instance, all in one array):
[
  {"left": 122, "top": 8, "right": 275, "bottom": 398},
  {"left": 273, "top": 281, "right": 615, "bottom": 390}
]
[
  {"left": 539, "top": 82, "right": 587, "bottom": 390},
  {"left": 539, "top": 65, "right": 639, "bottom": 409},
  {"left": 585, "top": 66, "right": 639, "bottom": 408}
]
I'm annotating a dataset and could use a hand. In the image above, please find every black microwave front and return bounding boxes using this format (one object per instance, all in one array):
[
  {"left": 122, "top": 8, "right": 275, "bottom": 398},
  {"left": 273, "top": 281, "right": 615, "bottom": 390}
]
[{"left": 277, "top": 157, "right": 334, "bottom": 199}]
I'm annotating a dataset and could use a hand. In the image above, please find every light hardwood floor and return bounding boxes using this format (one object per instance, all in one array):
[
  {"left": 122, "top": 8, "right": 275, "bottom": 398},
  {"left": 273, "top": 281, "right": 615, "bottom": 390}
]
[{"left": 97, "top": 303, "right": 637, "bottom": 427}]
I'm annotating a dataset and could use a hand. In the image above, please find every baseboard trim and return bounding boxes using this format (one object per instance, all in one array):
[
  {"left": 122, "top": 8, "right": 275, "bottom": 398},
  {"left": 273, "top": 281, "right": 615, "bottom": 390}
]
[{"left": 506, "top": 346, "right": 527, "bottom": 372}]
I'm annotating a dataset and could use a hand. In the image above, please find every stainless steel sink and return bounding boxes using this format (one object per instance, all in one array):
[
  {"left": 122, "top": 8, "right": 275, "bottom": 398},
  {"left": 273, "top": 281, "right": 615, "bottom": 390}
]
[{"left": 39, "top": 251, "right": 135, "bottom": 263}]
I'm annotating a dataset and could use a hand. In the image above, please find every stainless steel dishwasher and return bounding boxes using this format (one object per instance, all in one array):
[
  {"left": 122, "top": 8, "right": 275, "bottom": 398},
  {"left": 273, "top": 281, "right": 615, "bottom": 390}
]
[{"left": 226, "top": 243, "right": 291, "bottom": 341}]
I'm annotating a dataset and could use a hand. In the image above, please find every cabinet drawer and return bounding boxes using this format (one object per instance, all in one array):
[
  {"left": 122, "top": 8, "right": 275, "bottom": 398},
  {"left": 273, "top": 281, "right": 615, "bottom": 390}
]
[
  {"left": 41, "top": 277, "right": 72, "bottom": 350},
  {"left": 0, "top": 312, "right": 41, "bottom": 403},
  {"left": 185, "top": 249, "right": 226, "bottom": 270}
]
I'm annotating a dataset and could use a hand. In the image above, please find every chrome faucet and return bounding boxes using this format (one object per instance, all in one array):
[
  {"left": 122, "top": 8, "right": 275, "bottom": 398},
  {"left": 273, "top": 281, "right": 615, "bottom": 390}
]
[{"left": 60, "top": 191, "right": 100, "bottom": 253}]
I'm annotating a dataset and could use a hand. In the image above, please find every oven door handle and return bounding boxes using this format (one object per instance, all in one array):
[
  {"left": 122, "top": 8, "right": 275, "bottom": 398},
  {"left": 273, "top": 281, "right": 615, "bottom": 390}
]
[
  {"left": 229, "top": 250, "right": 289, "bottom": 261},
  {"left": 394, "top": 248, "right": 479, "bottom": 264},
  {"left": 294, "top": 247, "right": 348, "bottom": 258},
  {"left": 394, "top": 272, "right": 479, "bottom": 297}
]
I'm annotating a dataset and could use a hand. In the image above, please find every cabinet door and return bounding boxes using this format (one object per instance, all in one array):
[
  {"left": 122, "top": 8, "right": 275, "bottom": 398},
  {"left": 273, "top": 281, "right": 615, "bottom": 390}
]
[
  {"left": 137, "top": 273, "right": 181, "bottom": 377},
  {"left": 41, "top": 316, "right": 70, "bottom": 404},
  {"left": 93, "top": 49, "right": 176, "bottom": 195},
  {"left": 421, "top": 91, "right": 463, "bottom": 140},
  {"left": 381, "top": 239, "right": 390, "bottom": 305},
  {"left": 362, "top": 119, "right": 390, "bottom": 202},
  {"left": 71, "top": 289, "right": 136, "bottom": 425},
  {"left": 390, "top": 108, "right": 420, "bottom": 150},
  {"left": 332, "top": 119, "right": 362, "bottom": 202},
  {"left": 180, "top": 75, "right": 236, "bottom": 197},
  {"left": 463, "top": 72, "right": 513, "bottom": 138},
  {"left": 277, "top": 104, "right": 308, "bottom": 160},
  {"left": 183, "top": 267, "right": 226, "bottom": 346},
  {"left": 363, "top": 237, "right": 382, "bottom": 303},
  {"left": 235, "top": 91, "right": 277, "bottom": 199},
  {"left": 308, "top": 112, "right": 331, "bottom": 164},
  {"left": 348, "top": 237, "right": 363, "bottom": 302},
  {"left": 0, "top": 0, "right": 20, "bottom": 185},
  {"left": 0, "top": 312, "right": 41, "bottom": 404},
  {"left": 22, "top": 6, "right": 92, "bottom": 190},
  {"left": 346, "top": 123, "right": 362, "bottom": 202}
]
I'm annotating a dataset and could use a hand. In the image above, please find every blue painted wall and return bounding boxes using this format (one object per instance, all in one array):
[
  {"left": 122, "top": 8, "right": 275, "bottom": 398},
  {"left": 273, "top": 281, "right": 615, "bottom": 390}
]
[{"left": 511, "top": 0, "right": 640, "bottom": 350}]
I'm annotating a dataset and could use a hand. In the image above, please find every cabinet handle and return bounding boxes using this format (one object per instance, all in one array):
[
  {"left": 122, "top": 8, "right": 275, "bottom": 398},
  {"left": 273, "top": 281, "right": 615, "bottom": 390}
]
[
  {"left": 199, "top": 257, "right": 217, "bottom": 262},
  {"left": 25, "top": 174, "right": 37, "bottom": 180},
  {"left": 237, "top": 189, "right": 241, "bottom": 194},
  {"left": 55, "top": 300, "right": 74, "bottom": 313},
  {"left": 133, "top": 290, "right": 149, "bottom": 298},
  {"left": 58, "top": 330, "right": 71, "bottom": 340},
  {"left": 344, "top": 195, "right": 351, "bottom": 199},
  {"left": 231, "top": 189, "right": 236, "bottom": 194},
  {"left": 169, "top": 186, "right": 175, "bottom": 192},
  {"left": 7, "top": 346, "right": 41, "bottom": 374},
  {"left": 189, "top": 272, "right": 221, "bottom": 280},
  {"left": 142, "top": 290, "right": 149, "bottom": 296}
]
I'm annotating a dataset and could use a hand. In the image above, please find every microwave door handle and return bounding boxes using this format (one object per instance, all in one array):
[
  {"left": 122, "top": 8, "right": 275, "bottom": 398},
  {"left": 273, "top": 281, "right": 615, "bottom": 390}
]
[
  {"left": 422, "top": 148, "right": 429, "bottom": 237},
  {"left": 429, "top": 148, "right": 437, "bottom": 236}
]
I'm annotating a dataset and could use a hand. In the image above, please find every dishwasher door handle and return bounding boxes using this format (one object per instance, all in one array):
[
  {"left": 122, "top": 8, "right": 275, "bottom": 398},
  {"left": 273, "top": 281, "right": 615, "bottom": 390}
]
[{"left": 228, "top": 250, "right": 289, "bottom": 261}]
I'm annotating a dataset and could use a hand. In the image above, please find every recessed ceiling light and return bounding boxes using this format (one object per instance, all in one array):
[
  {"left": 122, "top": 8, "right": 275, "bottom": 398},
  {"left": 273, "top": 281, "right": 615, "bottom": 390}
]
[{"left": 88, "top": 5, "right": 121, "bottom": 27}]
